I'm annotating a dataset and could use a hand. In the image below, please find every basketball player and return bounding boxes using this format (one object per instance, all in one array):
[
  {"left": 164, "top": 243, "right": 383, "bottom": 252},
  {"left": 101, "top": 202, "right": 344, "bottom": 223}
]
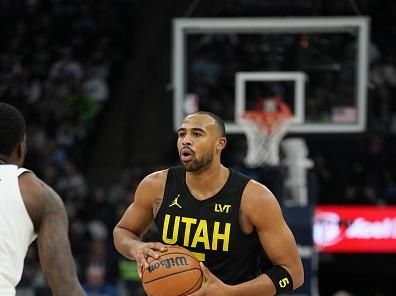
[
  {"left": 114, "top": 111, "right": 304, "bottom": 295},
  {"left": 0, "top": 103, "right": 85, "bottom": 296}
]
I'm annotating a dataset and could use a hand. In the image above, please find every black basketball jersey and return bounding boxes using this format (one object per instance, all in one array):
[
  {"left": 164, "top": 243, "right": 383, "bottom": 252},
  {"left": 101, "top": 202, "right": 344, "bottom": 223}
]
[{"left": 154, "top": 166, "right": 262, "bottom": 285}]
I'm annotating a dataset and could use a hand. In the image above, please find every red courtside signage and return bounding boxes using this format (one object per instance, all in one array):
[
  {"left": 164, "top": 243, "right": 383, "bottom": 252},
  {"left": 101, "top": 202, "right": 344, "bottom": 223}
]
[{"left": 314, "top": 206, "right": 396, "bottom": 253}]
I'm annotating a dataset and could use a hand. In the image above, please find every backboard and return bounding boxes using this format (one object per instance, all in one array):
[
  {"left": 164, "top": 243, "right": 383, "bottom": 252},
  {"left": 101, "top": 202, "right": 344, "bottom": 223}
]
[{"left": 172, "top": 17, "right": 370, "bottom": 133}]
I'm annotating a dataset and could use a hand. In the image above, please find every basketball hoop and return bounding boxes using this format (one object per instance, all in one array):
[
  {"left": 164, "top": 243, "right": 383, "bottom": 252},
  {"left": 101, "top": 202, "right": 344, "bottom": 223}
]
[{"left": 240, "top": 101, "right": 292, "bottom": 167}]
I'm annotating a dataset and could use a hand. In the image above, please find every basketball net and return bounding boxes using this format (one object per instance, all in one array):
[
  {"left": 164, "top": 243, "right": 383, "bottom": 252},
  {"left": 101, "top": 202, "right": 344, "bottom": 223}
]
[{"left": 240, "top": 98, "right": 292, "bottom": 167}]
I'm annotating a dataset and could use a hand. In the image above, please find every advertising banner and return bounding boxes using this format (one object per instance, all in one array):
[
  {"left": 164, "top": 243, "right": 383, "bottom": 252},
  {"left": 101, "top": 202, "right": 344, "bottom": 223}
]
[{"left": 314, "top": 206, "right": 396, "bottom": 253}]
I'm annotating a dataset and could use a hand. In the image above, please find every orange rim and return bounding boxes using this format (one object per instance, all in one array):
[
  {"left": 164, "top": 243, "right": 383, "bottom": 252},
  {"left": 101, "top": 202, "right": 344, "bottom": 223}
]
[{"left": 242, "top": 111, "right": 291, "bottom": 134}]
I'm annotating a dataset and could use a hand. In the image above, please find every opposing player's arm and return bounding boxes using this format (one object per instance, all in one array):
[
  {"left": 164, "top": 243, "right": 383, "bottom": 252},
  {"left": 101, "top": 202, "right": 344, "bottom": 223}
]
[
  {"left": 38, "top": 184, "right": 86, "bottom": 296},
  {"left": 19, "top": 173, "right": 85, "bottom": 296},
  {"left": 233, "top": 180, "right": 304, "bottom": 295},
  {"left": 113, "top": 170, "right": 168, "bottom": 275}
]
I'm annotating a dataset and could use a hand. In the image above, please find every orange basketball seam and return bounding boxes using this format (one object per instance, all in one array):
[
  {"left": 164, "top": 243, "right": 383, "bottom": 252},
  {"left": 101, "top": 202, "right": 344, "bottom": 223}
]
[
  {"left": 179, "top": 272, "right": 203, "bottom": 296},
  {"left": 157, "top": 251, "right": 199, "bottom": 260},
  {"left": 142, "top": 267, "right": 202, "bottom": 284}
]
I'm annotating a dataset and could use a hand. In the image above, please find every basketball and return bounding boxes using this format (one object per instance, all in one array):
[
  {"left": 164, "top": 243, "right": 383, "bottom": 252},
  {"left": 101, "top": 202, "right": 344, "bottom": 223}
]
[{"left": 141, "top": 246, "right": 203, "bottom": 296}]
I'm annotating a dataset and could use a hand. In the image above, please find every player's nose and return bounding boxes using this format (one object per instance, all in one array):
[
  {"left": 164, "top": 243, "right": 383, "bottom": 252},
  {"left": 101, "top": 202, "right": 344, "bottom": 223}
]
[{"left": 181, "top": 134, "right": 193, "bottom": 145}]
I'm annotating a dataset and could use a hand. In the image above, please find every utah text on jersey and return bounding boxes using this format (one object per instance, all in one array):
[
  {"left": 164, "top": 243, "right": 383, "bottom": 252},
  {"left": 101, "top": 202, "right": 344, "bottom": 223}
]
[{"left": 162, "top": 214, "right": 231, "bottom": 252}]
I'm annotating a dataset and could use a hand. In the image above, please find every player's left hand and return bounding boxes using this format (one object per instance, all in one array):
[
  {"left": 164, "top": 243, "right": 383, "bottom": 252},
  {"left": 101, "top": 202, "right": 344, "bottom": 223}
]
[{"left": 188, "top": 263, "right": 232, "bottom": 296}]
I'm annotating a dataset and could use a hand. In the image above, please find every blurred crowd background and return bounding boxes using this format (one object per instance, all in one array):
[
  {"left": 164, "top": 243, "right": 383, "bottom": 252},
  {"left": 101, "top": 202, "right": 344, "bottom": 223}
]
[{"left": 1, "top": 0, "right": 396, "bottom": 295}]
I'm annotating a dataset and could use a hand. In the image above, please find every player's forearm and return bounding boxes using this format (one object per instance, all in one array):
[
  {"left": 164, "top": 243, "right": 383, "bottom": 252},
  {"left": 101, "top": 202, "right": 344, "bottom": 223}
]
[
  {"left": 227, "top": 274, "right": 277, "bottom": 296},
  {"left": 51, "top": 281, "right": 85, "bottom": 296},
  {"left": 39, "top": 231, "right": 86, "bottom": 296},
  {"left": 41, "top": 245, "right": 85, "bottom": 296},
  {"left": 113, "top": 226, "right": 143, "bottom": 260},
  {"left": 38, "top": 189, "right": 86, "bottom": 296},
  {"left": 229, "top": 266, "right": 304, "bottom": 296}
]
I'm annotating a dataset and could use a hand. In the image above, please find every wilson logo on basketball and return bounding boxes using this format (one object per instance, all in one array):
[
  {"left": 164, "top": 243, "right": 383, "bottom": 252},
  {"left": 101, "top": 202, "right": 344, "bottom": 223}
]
[{"left": 148, "top": 256, "right": 188, "bottom": 273}]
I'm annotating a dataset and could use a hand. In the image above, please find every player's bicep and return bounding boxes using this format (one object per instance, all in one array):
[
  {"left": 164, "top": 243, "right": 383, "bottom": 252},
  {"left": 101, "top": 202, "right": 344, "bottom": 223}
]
[
  {"left": 245, "top": 183, "right": 301, "bottom": 269},
  {"left": 257, "top": 205, "right": 299, "bottom": 267},
  {"left": 116, "top": 176, "right": 162, "bottom": 238},
  {"left": 116, "top": 201, "right": 154, "bottom": 238},
  {"left": 254, "top": 196, "right": 304, "bottom": 288},
  {"left": 37, "top": 185, "right": 80, "bottom": 291}
]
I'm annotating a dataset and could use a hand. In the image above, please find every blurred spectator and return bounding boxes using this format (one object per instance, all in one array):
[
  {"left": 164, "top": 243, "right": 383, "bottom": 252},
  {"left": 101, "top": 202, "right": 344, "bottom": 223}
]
[
  {"left": 49, "top": 48, "right": 83, "bottom": 85},
  {"left": 83, "top": 69, "right": 109, "bottom": 110},
  {"left": 86, "top": 187, "right": 114, "bottom": 228},
  {"left": 83, "top": 265, "right": 117, "bottom": 296},
  {"left": 0, "top": 0, "right": 134, "bottom": 294},
  {"left": 108, "top": 169, "right": 134, "bottom": 205},
  {"left": 81, "top": 240, "right": 118, "bottom": 283},
  {"left": 333, "top": 290, "right": 354, "bottom": 296},
  {"left": 57, "top": 161, "right": 88, "bottom": 198},
  {"left": 56, "top": 160, "right": 88, "bottom": 217}
]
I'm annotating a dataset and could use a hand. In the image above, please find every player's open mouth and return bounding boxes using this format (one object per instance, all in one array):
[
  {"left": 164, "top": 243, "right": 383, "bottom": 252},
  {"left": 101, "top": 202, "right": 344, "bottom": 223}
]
[{"left": 180, "top": 148, "right": 193, "bottom": 162}]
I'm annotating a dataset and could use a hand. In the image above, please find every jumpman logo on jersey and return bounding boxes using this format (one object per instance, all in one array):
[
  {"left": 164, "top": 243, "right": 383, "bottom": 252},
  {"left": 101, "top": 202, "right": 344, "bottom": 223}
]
[{"left": 169, "top": 194, "right": 182, "bottom": 208}]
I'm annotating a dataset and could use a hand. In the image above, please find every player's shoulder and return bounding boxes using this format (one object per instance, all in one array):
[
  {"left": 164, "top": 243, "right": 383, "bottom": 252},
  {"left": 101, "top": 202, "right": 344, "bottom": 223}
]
[
  {"left": 18, "top": 170, "right": 44, "bottom": 199},
  {"left": 133, "top": 169, "right": 169, "bottom": 204},
  {"left": 241, "top": 179, "right": 283, "bottom": 225},
  {"left": 242, "top": 179, "right": 279, "bottom": 208},
  {"left": 18, "top": 170, "right": 47, "bottom": 229},
  {"left": 141, "top": 169, "right": 169, "bottom": 185},
  {"left": 19, "top": 171, "right": 61, "bottom": 206},
  {"left": 245, "top": 179, "right": 273, "bottom": 196},
  {"left": 136, "top": 169, "right": 169, "bottom": 193}
]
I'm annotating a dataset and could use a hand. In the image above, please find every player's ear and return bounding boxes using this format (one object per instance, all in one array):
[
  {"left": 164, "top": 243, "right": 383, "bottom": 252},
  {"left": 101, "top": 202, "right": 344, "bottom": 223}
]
[{"left": 216, "top": 137, "right": 227, "bottom": 151}]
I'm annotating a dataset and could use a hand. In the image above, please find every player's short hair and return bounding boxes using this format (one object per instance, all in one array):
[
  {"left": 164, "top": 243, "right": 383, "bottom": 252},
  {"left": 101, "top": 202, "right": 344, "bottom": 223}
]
[
  {"left": 0, "top": 103, "right": 26, "bottom": 156},
  {"left": 194, "top": 111, "right": 226, "bottom": 137}
]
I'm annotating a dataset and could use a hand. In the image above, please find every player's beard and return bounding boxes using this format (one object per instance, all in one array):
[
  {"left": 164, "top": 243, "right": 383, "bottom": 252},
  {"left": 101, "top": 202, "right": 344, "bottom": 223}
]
[{"left": 181, "top": 151, "right": 214, "bottom": 172}]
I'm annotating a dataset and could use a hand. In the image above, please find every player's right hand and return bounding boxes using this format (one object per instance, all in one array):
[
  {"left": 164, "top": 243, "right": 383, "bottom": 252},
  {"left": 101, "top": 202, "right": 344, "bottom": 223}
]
[{"left": 132, "top": 242, "right": 168, "bottom": 278}]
